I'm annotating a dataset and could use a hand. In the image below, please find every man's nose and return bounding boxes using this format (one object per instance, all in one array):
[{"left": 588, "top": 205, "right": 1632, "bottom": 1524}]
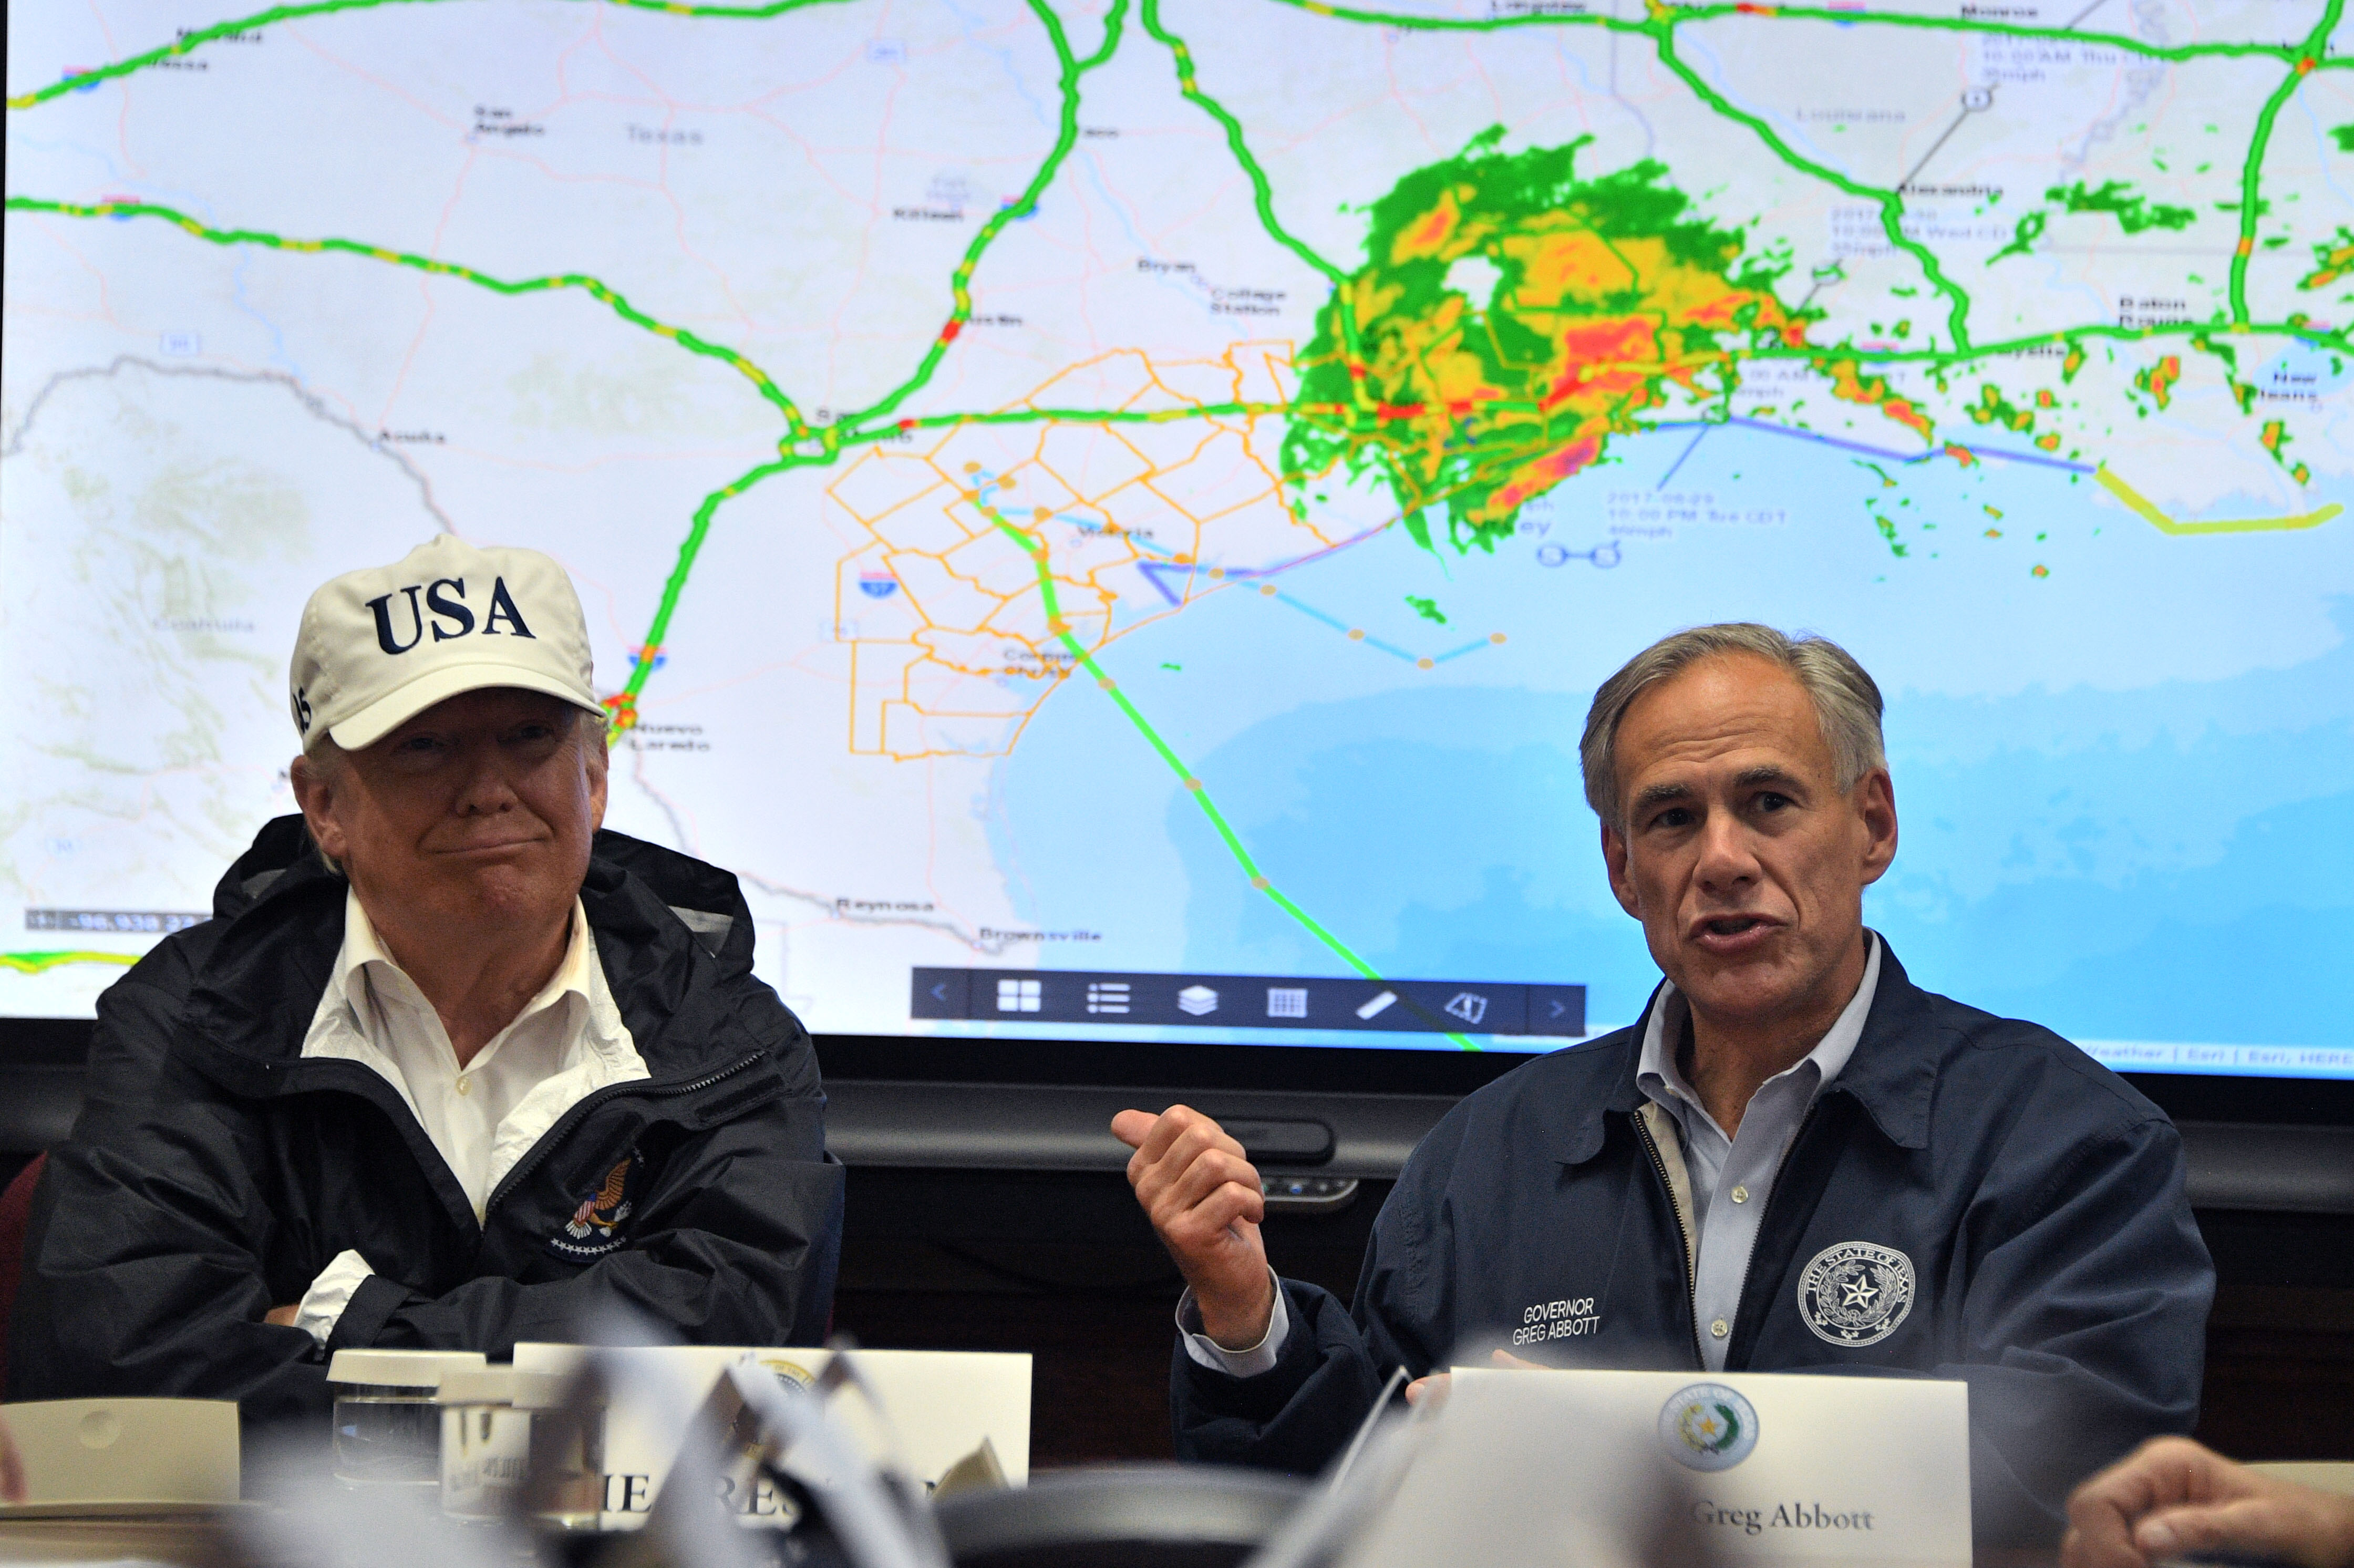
[
  {"left": 452, "top": 745, "right": 520, "bottom": 813},
  {"left": 1692, "top": 811, "right": 1760, "bottom": 892}
]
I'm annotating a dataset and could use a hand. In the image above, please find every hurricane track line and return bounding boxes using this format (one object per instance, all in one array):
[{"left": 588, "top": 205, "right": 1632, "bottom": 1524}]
[
  {"left": 989, "top": 515, "right": 1481, "bottom": 1049},
  {"left": 9, "top": 0, "right": 2341, "bottom": 1000}
]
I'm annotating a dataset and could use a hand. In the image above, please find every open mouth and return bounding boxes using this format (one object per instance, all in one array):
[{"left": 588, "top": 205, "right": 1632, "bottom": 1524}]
[{"left": 1697, "top": 915, "right": 1773, "bottom": 941}]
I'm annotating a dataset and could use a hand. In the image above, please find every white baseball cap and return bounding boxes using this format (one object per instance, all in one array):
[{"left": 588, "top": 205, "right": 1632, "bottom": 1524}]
[{"left": 290, "top": 535, "right": 604, "bottom": 750}]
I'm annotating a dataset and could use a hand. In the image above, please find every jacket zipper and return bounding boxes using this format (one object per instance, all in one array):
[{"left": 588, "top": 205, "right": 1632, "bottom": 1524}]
[
  {"left": 481, "top": 1051, "right": 767, "bottom": 1219},
  {"left": 1632, "top": 1109, "right": 1706, "bottom": 1371},
  {"left": 1723, "top": 1098, "right": 1822, "bottom": 1366}
]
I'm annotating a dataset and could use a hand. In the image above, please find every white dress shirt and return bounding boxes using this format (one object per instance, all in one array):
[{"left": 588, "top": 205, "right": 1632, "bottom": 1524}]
[
  {"left": 1179, "top": 936, "right": 1882, "bottom": 1379},
  {"left": 1636, "top": 934, "right": 1881, "bottom": 1371},
  {"left": 289, "top": 890, "right": 648, "bottom": 1344}
]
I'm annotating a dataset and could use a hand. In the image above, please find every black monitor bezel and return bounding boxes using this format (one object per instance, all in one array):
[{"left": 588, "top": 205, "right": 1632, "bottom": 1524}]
[
  {"left": 812, "top": 1031, "right": 2354, "bottom": 1124},
  {"left": 7, "top": 1016, "right": 2351, "bottom": 1124}
]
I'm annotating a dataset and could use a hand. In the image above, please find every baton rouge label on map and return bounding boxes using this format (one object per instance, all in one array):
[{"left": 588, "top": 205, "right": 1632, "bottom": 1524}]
[
  {"left": 1797, "top": 1242, "right": 1917, "bottom": 1347},
  {"left": 1659, "top": 1382, "right": 1760, "bottom": 1471}
]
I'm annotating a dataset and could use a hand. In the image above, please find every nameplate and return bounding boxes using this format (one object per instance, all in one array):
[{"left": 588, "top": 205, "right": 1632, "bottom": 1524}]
[
  {"left": 511, "top": 1344, "right": 1030, "bottom": 1530},
  {"left": 1354, "top": 1368, "right": 1969, "bottom": 1568},
  {"left": 0, "top": 1397, "right": 240, "bottom": 1513}
]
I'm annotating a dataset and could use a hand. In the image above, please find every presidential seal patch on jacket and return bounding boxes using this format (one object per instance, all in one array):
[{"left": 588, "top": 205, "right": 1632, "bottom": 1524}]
[
  {"left": 550, "top": 1149, "right": 644, "bottom": 1259},
  {"left": 1797, "top": 1241, "right": 1916, "bottom": 1346}
]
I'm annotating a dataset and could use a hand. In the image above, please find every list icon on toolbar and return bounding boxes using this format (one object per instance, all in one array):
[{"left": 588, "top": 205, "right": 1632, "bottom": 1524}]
[{"left": 911, "top": 967, "right": 1585, "bottom": 1037}]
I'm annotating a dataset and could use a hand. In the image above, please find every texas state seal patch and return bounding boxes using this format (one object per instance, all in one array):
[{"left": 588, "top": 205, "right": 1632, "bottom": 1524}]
[
  {"left": 1796, "top": 1241, "right": 1916, "bottom": 1347},
  {"left": 547, "top": 1147, "right": 644, "bottom": 1260}
]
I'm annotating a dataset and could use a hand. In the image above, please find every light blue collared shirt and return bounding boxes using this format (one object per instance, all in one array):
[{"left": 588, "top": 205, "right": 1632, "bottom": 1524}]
[
  {"left": 1180, "top": 935, "right": 1884, "bottom": 1380},
  {"left": 1636, "top": 933, "right": 1882, "bottom": 1371}
]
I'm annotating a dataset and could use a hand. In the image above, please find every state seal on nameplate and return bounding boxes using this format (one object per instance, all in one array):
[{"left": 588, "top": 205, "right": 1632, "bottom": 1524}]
[
  {"left": 1796, "top": 1241, "right": 1916, "bottom": 1347},
  {"left": 1658, "top": 1382, "right": 1760, "bottom": 1471}
]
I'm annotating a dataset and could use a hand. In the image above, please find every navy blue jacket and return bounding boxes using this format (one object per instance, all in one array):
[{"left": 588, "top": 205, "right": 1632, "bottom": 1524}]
[
  {"left": 12, "top": 816, "right": 844, "bottom": 1429},
  {"left": 1173, "top": 946, "right": 2213, "bottom": 1546}
]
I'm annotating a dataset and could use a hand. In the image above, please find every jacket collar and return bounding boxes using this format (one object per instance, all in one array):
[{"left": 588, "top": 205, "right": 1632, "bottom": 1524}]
[
  {"left": 179, "top": 817, "right": 763, "bottom": 1092},
  {"left": 1542, "top": 1019, "right": 1653, "bottom": 1167},
  {"left": 1821, "top": 943, "right": 1938, "bottom": 1151},
  {"left": 1546, "top": 937, "right": 1939, "bottom": 1164}
]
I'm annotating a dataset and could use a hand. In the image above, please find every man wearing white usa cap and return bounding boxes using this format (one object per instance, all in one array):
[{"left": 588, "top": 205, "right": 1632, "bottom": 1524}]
[{"left": 12, "top": 537, "right": 844, "bottom": 1428}]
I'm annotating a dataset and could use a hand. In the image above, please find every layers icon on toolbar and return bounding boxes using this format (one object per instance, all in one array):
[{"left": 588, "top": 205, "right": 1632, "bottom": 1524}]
[{"left": 912, "top": 968, "right": 1585, "bottom": 1037}]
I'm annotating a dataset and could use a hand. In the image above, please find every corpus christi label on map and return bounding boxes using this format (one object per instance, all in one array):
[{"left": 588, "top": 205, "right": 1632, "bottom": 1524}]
[{"left": 4, "top": 0, "right": 2352, "bottom": 1070}]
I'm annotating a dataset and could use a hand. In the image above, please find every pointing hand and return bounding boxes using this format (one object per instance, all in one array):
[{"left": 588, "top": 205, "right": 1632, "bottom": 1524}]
[{"left": 1112, "top": 1105, "right": 1275, "bottom": 1349}]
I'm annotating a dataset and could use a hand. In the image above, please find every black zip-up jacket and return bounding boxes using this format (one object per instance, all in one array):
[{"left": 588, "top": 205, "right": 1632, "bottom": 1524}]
[
  {"left": 9, "top": 815, "right": 845, "bottom": 1427},
  {"left": 1173, "top": 945, "right": 2213, "bottom": 1547}
]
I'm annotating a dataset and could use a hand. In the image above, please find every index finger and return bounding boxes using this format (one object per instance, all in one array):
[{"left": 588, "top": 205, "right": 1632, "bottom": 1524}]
[
  {"left": 2064, "top": 1439, "right": 2222, "bottom": 1568},
  {"left": 1130, "top": 1103, "right": 1242, "bottom": 1166}
]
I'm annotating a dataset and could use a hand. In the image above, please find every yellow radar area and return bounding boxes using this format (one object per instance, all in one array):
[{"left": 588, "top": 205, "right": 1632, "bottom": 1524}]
[
  {"left": 1282, "top": 128, "right": 1806, "bottom": 556},
  {"left": 0, "top": 952, "right": 140, "bottom": 975},
  {"left": 2094, "top": 467, "right": 2345, "bottom": 537}
]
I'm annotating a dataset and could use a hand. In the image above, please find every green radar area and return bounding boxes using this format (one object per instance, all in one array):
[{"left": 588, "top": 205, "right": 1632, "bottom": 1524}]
[
  {"left": 2, "top": 0, "right": 2349, "bottom": 1071},
  {"left": 1281, "top": 129, "right": 1806, "bottom": 558}
]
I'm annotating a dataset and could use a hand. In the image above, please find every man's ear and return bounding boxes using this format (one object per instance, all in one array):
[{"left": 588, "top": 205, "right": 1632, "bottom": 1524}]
[
  {"left": 584, "top": 733, "right": 610, "bottom": 833},
  {"left": 1854, "top": 768, "right": 1898, "bottom": 888},
  {"left": 288, "top": 753, "right": 349, "bottom": 864},
  {"left": 1601, "top": 820, "right": 1643, "bottom": 919}
]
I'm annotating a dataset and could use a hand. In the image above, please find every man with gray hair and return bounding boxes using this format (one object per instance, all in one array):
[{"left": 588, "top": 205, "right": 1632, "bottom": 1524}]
[
  {"left": 12, "top": 536, "right": 843, "bottom": 1427},
  {"left": 1116, "top": 622, "right": 2212, "bottom": 1546}
]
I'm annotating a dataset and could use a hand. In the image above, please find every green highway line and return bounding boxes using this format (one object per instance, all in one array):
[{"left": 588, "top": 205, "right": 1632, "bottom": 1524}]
[
  {"left": 1735, "top": 317, "right": 2354, "bottom": 359},
  {"left": 838, "top": 311, "right": 2354, "bottom": 440},
  {"left": 912, "top": 400, "right": 1279, "bottom": 425},
  {"left": 631, "top": 0, "right": 1137, "bottom": 713},
  {"left": 6, "top": 0, "right": 862, "bottom": 110},
  {"left": 988, "top": 511, "right": 1481, "bottom": 1049},
  {"left": 1131, "top": 0, "right": 1372, "bottom": 396},
  {"left": 820, "top": 300, "right": 2354, "bottom": 454},
  {"left": 3, "top": 197, "right": 813, "bottom": 440},
  {"left": 1670, "top": 0, "right": 2302, "bottom": 59},
  {"left": 2231, "top": 0, "right": 2341, "bottom": 324},
  {"left": 15, "top": 0, "right": 2343, "bottom": 783},
  {"left": 17, "top": 191, "right": 2347, "bottom": 481},
  {"left": 616, "top": 453, "right": 813, "bottom": 710},
  {"left": 1651, "top": 32, "right": 1973, "bottom": 352},
  {"left": 1260, "top": 0, "right": 2315, "bottom": 65},
  {"left": 10, "top": 0, "right": 2321, "bottom": 115},
  {"left": 834, "top": 0, "right": 1129, "bottom": 432},
  {"left": 1137, "top": 0, "right": 1349, "bottom": 288},
  {"left": 5, "top": 194, "right": 827, "bottom": 723}
]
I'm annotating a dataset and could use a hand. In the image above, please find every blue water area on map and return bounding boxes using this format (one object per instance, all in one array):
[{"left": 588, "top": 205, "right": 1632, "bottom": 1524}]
[
  {"left": 2255, "top": 341, "right": 2354, "bottom": 401},
  {"left": 990, "top": 421, "right": 2354, "bottom": 1059}
]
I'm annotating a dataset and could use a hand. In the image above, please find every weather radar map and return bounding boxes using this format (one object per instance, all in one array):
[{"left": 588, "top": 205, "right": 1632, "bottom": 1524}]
[{"left": 5, "top": 0, "right": 2353, "bottom": 1072}]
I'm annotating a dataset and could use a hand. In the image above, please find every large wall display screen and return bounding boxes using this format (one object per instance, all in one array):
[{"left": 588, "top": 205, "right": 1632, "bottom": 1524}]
[{"left": 5, "top": 0, "right": 2352, "bottom": 1076}]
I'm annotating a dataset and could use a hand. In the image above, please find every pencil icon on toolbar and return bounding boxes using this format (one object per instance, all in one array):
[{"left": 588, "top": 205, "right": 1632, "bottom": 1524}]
[{"left": 1356, "top": 990, "right": 1398, "bottom": 1020}]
